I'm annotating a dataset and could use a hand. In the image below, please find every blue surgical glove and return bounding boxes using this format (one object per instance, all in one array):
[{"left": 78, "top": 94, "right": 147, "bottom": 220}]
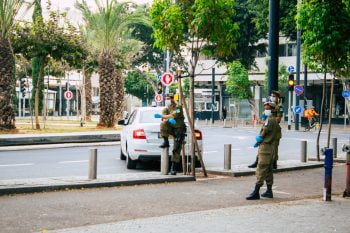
[
  {"left": 260, "top": 114, "right": 267, "bottom": 121},
  {"left": 168, "top": 118, "right": 177, "bottom": 125},
  {"left": 154, "top": 113, "right": 162, "bottom": 118},
  {"left": 256, "top": 135, "right": 264, "bottom": 143},
  {"left": 253, "top": 143, "right": 259, "bottom": 148}
]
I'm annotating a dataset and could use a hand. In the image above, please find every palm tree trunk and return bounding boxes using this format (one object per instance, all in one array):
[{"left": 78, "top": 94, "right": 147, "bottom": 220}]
[
  {"left": 84, "top": 70, "right": 92, "bottom": 122},
  {"left": 98, "top": 51, "right": 116, "bottom": 128},
  {"left": 0, "top": 38, "right": 16, "bottom": 129},
  {"left": 115, "top": 70, "right": 124, "bottom": 121}
]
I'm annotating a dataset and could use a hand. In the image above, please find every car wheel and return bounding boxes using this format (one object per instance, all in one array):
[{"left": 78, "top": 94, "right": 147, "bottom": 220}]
[
  {"left": 120, "top": 147, "right": 126, "bottom": 160},
  {"left": 126, "top": 154, "right": 137, "bottom": 169}
]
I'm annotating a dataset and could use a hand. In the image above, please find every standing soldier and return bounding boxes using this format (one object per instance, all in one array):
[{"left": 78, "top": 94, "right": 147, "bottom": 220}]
[
  {"left": 270, "top": 90, "right": 283, "bottom": 169},
  {"left": 155, "top": 95, "right": 186, "bottom": 175},
  {"left": 246, "top": 101, "right": 279, "bottom": 200}
]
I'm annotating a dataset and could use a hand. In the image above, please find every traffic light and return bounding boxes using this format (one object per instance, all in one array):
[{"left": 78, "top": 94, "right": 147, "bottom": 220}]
[
  {"left": 157, "top": 81, "right": 163, "bottom": 94},
  {"left": 288, "top": 74, "right": 294, "bottom": 91},
  {"left": 20, "top": 78, "right": 26, "bottom": 97}
]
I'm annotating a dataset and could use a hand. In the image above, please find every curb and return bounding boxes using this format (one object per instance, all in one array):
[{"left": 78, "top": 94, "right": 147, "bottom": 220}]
[
  {"left": 0, "top": 176, "right": 195, "bottom": 196},
  {"left": 205, "top": 163, "right": 324, "bottom": 177},
  {"left": 308, "top": 158, "right": 346, "bottom": 163}
]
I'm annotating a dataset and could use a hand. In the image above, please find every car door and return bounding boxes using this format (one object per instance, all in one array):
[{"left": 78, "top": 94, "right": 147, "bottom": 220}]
[{"left": 121, "top": 109, "right": 138, "bottom": 155}]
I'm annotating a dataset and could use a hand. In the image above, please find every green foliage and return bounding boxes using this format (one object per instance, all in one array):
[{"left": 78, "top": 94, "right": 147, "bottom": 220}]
[
  {"left": 150, "top": 0, "right": 239, "bottom": 58},
  {"left": 125, "top": 71, "right": 155, "bottom": 101},
  {"left": 248, "top": 0, "right": 297, "bottom": 40},
  {"left": 297, "top": 0, "right": 350, "bottom": 76},
  {"left": 226, "top": 61, "right": 251, "bottom": 101}
]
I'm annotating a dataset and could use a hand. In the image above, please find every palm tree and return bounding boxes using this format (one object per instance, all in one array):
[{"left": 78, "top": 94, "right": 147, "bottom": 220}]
[
  {"left": 0, "top": 1, "right": 26, "bottom": 129},
  {"left": 76, "top": 0, "right": 148, "bottom": 127}
]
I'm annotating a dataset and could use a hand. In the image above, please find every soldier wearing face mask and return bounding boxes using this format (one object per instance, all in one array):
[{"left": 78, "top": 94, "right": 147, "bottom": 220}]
[
  {"left": 246, "top": 101, "right": 279, "bottom": 200},
  {"left": 158, "top": 94, "right": 185, "bottom": 175},
  {"left": 269, "top": 91, "right": 282, "bottom": 169}
]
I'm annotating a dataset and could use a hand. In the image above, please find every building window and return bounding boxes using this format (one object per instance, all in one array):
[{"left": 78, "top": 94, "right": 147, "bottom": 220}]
[
  {"left": 279, "top": 44, "right": 287, "bottom": 57},
  {"left": 287, "top": 43, "right": 297, "bottom": 56},
  {"left": 92, "top": 87, "right": 99, "bottom": 96}
]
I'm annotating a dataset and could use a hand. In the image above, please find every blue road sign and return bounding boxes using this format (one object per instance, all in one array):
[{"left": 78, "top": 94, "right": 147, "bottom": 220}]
[
  {"left": 293, "top": 105, "right": 303, "bottom": 114},
  {"left": 294, "top": 85, "right": 304, "bottom": 96},
  {"left": 342, "top": 90, "right": 350, "bottom": 98},
  {"left": 157, "top": 74, "right": 162, "bottom": 81},
  {"left": 287, "top": 66, "right": 295, "bottom": 73}
]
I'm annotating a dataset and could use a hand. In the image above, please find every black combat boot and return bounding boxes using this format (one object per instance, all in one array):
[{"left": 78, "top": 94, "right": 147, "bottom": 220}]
[
  {"left": 246, "top": 184, "right": 260, "bottom": 200},
  {"left": 273, "top": 160, "right": 277, "bottom": 169},
  {"left": 168, "top": 162, "right": 178, "bottom": 175},
  {"left": 248, "top": 156, "right": 258, "bottom": 168},
  {"left": 159, "top": 137, "right": 170, "bottom": 148},
  {"left": 261, "top": 184, "right": 273, "bottom": 198}
]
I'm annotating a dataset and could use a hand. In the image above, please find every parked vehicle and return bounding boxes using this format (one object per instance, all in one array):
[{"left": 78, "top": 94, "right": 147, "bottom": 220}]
[{"left": 119, "top": 107, "right": 203, "bottom": 169}]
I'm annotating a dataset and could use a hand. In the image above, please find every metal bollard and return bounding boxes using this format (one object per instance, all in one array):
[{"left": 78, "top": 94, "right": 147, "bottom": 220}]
[
  {"left": 342, "top": 144, "right": 350, "bottom": 197},
  {"left": 89, "top": 148, "right": 97, "bottom": 179},
  {"left": 322, "top": 148, "right": 333, "bottom": 201},
  {"left": 301, "top": 140, "right": 307, "bottom": 162},
  {"left": 224, "top": 144, "right": 232, "bottom": 170},
  {"left": 161, "top": 147, "right": 169, "bottom": 175},
  {"left": 332, "top": 138, "right": 337, "bottom": 158}
]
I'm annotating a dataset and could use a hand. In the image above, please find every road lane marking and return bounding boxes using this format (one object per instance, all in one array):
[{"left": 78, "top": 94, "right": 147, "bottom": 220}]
[
  {"left": 0, "top": 163, "right": 34, "bottom": 167},
  {"left": 58, "top": 160, "right": 88, "bottom": 164}
]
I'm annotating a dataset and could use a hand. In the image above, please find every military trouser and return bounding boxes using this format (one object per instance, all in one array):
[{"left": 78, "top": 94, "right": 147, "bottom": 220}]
[
  {"left": 272, "top": 140, "right": 280, "bottom": 161},
  {"left": 256, "top": 143, "right": 274, "bottom": 186},
  {"left": 160, "top": 121, "right": 186, "bottom": 163}
]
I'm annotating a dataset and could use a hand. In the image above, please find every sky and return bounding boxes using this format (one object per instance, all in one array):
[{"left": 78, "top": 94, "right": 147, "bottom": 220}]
[{"left": 21, "top": 0, "right": 153, "bottom": 25}]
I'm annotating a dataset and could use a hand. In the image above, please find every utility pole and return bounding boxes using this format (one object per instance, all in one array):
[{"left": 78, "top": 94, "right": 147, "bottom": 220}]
[
  {"left": 267, "top": 0, "right": 280, "bottom": 95},
  {"left": 66, "top": 72, "right": 70, "bottom": 119},
  {"left": 211, "top": 68, "right": 215, "bottom": 124},
  {"left": 295, "top": 0, "right": 302, "bottom": 131}
]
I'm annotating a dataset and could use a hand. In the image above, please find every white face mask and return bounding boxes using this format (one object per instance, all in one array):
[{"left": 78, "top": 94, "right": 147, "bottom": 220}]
[
  {"left": 270, "top": 96, "right": 277, "bottom": 103},
  {"left": 264, "top": 109, "right": 272, "bottom": 116},
  {"left": 165, "top": 100, "right": 172, "bottom": 107}
]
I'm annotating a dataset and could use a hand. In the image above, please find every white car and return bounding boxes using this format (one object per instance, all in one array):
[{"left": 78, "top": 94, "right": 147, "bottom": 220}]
[{"left": 119, "top": 107, "right": 203, "bottom": 169}]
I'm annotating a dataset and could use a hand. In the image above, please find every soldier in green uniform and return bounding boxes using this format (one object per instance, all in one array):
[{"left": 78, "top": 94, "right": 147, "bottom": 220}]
[
  {"left": 248, "top": 91, "right": 283, "bottom": 169},
  {"left": 270, "top": 90, "right": 283, "bottom": 169},
  {"left": 157, "top": 95, "right": 186, "bottom": 175},
  {"left": 246, "top": 101, "right": 279, "bottom": 200}
]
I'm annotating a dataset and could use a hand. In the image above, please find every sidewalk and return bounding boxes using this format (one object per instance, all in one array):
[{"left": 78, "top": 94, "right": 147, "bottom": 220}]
[{"left": 48, "top": 197, "right": 350, "bottom": 233}]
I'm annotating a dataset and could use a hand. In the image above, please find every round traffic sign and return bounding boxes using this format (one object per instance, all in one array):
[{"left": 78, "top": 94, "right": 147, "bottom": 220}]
[
  {"left": 293, "top": 105, "right": 303, "bottom": 114},
  {"left": 294, "top": 85, "right": 304, "bottom": 96},
  {"left": 342, "top": 90, "right": 350, "bottom": 98},
  {"left": 64, "top": 91, "right": 73, "bottom": 100},
  {"left": 287, "top": 66, "right": 295, "bottom": 73},
  {"left": 154, "top": 94, "right": 163, "bottom": 103},
  {"left": 161, "top": 72, "right": 174, "bottom": 86}
]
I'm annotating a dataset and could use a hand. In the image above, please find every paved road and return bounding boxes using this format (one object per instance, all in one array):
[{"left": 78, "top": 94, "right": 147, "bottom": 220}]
[
  {"left": 0, "top": 165, "right": 347, "bottom": 233},
  {"left": 0, "top": 126, "right": 349, "bottom": 180}
]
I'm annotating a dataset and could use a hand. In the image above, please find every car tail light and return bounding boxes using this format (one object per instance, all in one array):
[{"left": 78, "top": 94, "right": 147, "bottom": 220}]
[
  {"left": 194, "top": 130, "right": 202, "bottom": 140},
  {"left": 133, "top": 129, "right": 146, "bottom": 139}
]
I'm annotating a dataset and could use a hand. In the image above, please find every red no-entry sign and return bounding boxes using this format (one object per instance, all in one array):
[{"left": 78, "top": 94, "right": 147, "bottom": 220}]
[
  {"left": 161, "top": 72, "right": 174, "bottom": 86},
  {"left": 154, "top": 94, "right": 163, "bottom": 103},
  {"left": 64, "top": 91, "right": 73, "bottom": 100}
]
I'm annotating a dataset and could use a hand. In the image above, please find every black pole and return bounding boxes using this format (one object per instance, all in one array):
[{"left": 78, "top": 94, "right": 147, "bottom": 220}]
[
  {"left": 162, "top": 51, "right": 166, "bottom": 106},
  {"left": 267, "top": 0, "right": 280, "bottom": 95},
  {"left": 211, "top": 68, "right": 215, "bottom": 124},
  {"left": 295, "top": 27, "right": 301, "bottom": 131},
  {"left": 304, "top": 65, "right": 308, "bottom": 108}
]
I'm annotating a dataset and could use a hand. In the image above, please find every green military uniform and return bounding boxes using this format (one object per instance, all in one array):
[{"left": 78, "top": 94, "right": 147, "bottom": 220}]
[
  {"left": 271, "top": 103, "right": 283, "bottom": 162},
  {"left": 256, "top": 116, "right": 279, "bottom": 186},
  {"left": 160, "top": 105, "right": 185, "bottom": 163}
]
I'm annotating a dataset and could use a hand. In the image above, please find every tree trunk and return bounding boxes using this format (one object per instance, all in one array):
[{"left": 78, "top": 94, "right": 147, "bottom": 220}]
[
  {"left": 33, "top": 57, "right": 45, "bottom": 129},
  {"left": 0, "top": 38, "right": 16, "bottom": 130},
  {"left": 316, "top": 72, "right": 327, "bottom": 161},
  {"left": 327, "top": 77, "right": 335, "bottom": 147},
  {"left": 98, "top": 51, "right": 116, "bottom": 128},
  {"left": 115, "top": 70, "right": 124, "bottom": 121},
  {"left": 84, "top": 70, "right": 92, "bottom": 122}
]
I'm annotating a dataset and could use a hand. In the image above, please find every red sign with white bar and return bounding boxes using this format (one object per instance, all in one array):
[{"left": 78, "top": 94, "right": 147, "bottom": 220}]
[
  {"left": 64, "top": 91, "right": 73, "bottom": 100},
  {"left": 161, "top": 72, "right": 174, "bottom": 86},
  {"left": 154, "top": 94, "right": 163, "bottom": 103}
]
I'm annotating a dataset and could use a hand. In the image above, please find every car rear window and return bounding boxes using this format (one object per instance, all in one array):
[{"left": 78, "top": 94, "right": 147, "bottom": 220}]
[{"left": 140, "top": 110, "right": 163, "bottom": 123}]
